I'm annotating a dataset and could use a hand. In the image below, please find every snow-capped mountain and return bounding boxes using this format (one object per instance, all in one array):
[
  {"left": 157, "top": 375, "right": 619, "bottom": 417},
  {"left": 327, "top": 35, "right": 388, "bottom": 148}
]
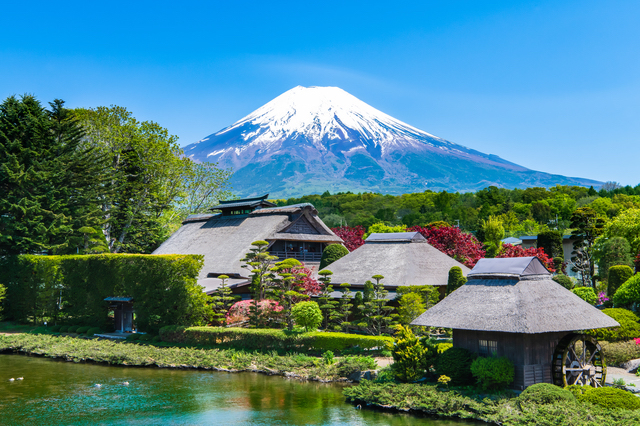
[{"left": 184, "top": 86, "right": 600, "bottom": 197}]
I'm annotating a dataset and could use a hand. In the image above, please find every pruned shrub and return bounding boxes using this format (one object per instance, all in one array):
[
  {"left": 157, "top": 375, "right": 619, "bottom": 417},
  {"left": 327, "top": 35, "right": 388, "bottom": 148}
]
[
  {"left": 138, "top": 334, "right": 154, "bottom": 342},
  {"left": 609, "top": 265, "right": 634, "bottom": 297},
  {"left": 125, "top": 333, "right": 141, "bottom": 341},
  {"left": 67, "top": 326, "right": 79, "bottom": 333},
  {"left": 577, "top": 386, "right": 640, "bottom": 410},
  {"left": 446, "top": 267, "right": 467, "bottom": 295},
  {"left": 613, "top": 274, "right": 640, "bottom": 307},
  {"left": 319, "top": 244, "right": 349, "bottom": 269},
  {"left": 86, "top": 327, "right": 101, "bottom": 336},
  {"left": 553, "top": 274, "right": 574, "bottom": 290},
  {"left": 291, "top": 301, "right": 322, "bottom": 332},
  {"left": 336, "top": 356, "right": 378, "bottom": 377},
  {"left": 50, "top": 325, "right": 61, "bottom": 332},
  {"left": 76, "top": 326, "right": 91, "bottom": 334},
  {"left": 435, "top": 347, "right": 476, "bottom": 385},
  {"left": 572, "top": 287, "right": 597, "bottom": 305},
  {"left": 600, "top": 340, "right": 640, "bottom": 365},
  {"left": 586, "top": 308, "right": 640, "bottom": 342},
  {"left": 470, "top": 356, "right": 514, "bottom": 390},
  {"left": 519, "top": 383, "right": 576, "bottom": 405},
  {"left": 59, "top": 326, "right": 69, "bottom": 333}
]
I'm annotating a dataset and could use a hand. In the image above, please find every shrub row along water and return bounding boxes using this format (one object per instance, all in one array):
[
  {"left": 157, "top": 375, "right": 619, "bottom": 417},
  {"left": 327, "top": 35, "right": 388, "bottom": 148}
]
[
  {"left": 0, "top": 334, "right": 378, "bottom": 381},
  {"left": 159, "top": 326, "right": 394, "bottom": 354},
  {"left": 344, "top": 381, "right": 640, "bottom": 426}
]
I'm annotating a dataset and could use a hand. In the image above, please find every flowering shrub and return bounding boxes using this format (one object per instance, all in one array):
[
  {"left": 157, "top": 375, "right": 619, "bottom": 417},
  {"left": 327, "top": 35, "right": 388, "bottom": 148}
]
[
  {"left": 496, "top": 244, "right": 556, "bottom": 272},
  {"left": 598, "top": 292, "right": 610, "bottom": 305},
  {"left": 226, "top": 300, "right": 283, "bottom": 325},
  {"left": 408, "top": 225, "right": 485, "bottom": 268},
  {"left": 331, "top": 225, "right": 366, "bottom": 251}
]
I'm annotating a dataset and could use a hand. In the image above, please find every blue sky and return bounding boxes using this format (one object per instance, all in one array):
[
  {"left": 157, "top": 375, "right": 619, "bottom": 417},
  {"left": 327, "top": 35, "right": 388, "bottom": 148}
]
[{"left": 2, "top": 1, "right": 639, "bottom": 186}]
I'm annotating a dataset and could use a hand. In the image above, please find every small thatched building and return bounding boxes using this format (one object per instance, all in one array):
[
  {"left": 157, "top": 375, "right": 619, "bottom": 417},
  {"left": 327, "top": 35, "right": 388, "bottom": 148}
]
[
  {"left": 411, "top": 257, "right": 619, "bottom": 389},
  {"left": 153, "top": 195, "right": 343, "bottom": 294},
  {"left": 325, "top": 232, "right": 471, "bottom": 298}
]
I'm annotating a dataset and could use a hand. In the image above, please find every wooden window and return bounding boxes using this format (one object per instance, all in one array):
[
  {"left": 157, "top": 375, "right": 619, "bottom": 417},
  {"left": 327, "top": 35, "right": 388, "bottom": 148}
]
[{"left": 479, "top": 339, "right": 498, "bottom": 356}]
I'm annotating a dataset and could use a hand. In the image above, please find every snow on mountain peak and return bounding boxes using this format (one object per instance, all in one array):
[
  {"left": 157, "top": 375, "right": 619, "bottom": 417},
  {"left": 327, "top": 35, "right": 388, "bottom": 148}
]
[{"left": 214, "top": 86, "right": 443, "bottom": 148}]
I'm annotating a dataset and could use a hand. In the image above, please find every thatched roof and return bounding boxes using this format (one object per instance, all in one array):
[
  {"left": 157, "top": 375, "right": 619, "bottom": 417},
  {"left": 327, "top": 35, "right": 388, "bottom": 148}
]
[
  {"left": 411, "top": 257, "right": 619, "bottom": 333},
  {"left": 325, "top": 232, "right": 471, "bottom": 288},
  {"left": 153, "top": 204, "right": 342, "bottom": 290}
]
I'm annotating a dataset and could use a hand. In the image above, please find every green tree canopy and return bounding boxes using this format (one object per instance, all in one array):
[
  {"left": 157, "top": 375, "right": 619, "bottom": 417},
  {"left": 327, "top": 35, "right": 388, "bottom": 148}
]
[{"left": 0, "top": 96, "right": 106, "bottom": 256}]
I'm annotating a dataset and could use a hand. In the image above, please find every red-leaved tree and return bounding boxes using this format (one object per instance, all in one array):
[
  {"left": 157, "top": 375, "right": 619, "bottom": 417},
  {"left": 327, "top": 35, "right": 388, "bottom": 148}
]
[
  {"left": 408, "top": 225, "right": 486, "bottom": 268},
  {"left": 331, "top": 225, "right": 366, "bottom": 252},
  {"left": 496, "top": 244, "right": 556, "bottom": 272},
  {"left": 290, "top": 264, "right": 322, "bottom": 296}
]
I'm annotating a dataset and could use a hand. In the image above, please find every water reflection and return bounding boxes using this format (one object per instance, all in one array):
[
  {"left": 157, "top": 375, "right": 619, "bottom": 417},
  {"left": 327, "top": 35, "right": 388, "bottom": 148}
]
[{"left": 0, "top": 355, "right": 465, "bottom": 426}]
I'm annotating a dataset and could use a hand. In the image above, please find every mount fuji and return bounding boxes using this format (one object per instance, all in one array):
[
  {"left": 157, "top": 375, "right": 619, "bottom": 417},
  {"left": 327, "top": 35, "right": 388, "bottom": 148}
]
[{"left": 183, "top": 86, "right": 600, "bottom": 197}]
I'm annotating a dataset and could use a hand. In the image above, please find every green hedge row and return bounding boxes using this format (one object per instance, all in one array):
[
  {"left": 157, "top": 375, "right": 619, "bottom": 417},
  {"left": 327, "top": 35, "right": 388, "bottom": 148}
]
[
  {"left": 0, "top": 254, "right": 208, "bottom": 333},
  {"left": 159, "top": 326, "right": 393, "bottom": 353}
]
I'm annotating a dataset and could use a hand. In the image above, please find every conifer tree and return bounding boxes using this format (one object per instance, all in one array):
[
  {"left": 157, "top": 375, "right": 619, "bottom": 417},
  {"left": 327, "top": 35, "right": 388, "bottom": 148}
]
[
  {"left": 317, "top": 270, "right": 338, "bottom": 329},
  {"left": 0, "top": 96, "right": 106, "bottom": 255},
  {"left": 210, "top": 275, "right": 239, "bottom": 325}
]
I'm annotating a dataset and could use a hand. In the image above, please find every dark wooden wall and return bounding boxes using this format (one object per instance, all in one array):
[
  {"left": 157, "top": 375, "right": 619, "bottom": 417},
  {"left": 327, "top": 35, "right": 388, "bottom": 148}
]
[{"left": 453, "top": 329, "right": 569, "bottom": 390}]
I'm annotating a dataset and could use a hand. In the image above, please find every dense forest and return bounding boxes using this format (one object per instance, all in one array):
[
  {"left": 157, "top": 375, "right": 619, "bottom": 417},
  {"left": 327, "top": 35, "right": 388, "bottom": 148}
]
[{"left": 275, "top": 184, "right": 640, "bottom": 237}]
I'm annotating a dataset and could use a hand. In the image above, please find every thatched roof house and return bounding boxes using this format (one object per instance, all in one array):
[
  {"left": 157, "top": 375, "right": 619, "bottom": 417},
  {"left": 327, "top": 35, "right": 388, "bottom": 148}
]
[
  {"left": 325, "top": 232, "right": 471, "bottom": 297},
  {"left": 412, "top": 257, "right": 619, "bottom": 389},
  {"left": 153, "top": 195, "right": 342, "bottom": 293}
]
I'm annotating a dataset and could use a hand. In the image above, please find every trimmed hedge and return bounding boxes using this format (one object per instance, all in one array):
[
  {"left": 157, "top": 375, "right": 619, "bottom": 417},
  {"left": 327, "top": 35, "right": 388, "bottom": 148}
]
[
  {"left": 586, "top": 308, "right": 640, "bottom": 342},
  {"left": 159, "top": 326, "right": 393, "bottom": 353},
  {"left": 609, "top": 265, "right": 634, "bottom": 297},
  {"left": 577, "top": 386, "right": 640, "bottom": 410},
  {"left": 319, "top": 244, "right": 349, "bottom": 270},
  {"left": 0, "top": 254, "right": 208, "bottom": 333},
  {"left": 76, "top": 326, "right": 91, "bottom": 334}
]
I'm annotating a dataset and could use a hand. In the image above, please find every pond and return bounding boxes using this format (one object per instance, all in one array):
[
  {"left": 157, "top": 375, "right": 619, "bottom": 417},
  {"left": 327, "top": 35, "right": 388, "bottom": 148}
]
[{"left": 0, "top": 354, "right": 469, "bottom": 426}]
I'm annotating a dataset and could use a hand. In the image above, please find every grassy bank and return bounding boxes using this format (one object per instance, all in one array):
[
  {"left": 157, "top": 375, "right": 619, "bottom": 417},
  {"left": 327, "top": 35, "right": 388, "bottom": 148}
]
[
  {"left": 0, "top": 333, "right": 378, "bottom": 382},
  {"left": 343, "top": 381, "right": 640, "bottom": 426}
]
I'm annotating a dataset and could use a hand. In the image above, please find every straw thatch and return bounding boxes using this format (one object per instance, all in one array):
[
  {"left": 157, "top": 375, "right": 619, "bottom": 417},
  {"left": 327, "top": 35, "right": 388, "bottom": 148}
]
[
  {"left": 325, "top": 232, "right": 471, "bottom": 288},
  {"left": 411, "top": 257, "right": 619, "bottom": 333},
  {"left": 153, "top": 203, "right": 342, "bottom": 291}
]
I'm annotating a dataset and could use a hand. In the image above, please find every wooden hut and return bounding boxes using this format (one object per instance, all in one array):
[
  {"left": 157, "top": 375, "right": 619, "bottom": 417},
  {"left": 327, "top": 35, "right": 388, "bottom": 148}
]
[
  {"left": 325, "top": 232, "right": 471, "bottom": 299},
  {"left": 411, "top": 257, "right": 619, "bottom": 390},
  {"left": 153, "top": 194, "right": 343, "bottom": 295}
]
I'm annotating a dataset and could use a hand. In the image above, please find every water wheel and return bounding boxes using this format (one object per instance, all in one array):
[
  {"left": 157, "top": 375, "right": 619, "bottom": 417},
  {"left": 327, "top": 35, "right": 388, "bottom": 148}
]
[{"left": 552, "top": 333, "right": 606, "bottom": 387}]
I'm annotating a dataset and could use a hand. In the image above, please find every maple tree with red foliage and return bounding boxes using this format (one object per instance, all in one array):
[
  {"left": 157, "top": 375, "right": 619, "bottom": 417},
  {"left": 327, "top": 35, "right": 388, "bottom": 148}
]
[
  {"left": 331, "top": 225, "right": 366, "bottom": 251},
  {"left": 496, "top": 244, "right": 556, "bottom": 272},
  {"left": 289, "top": 264, "right": 322, "bottom": 296},
  {"left": 408, "top": 225, "right": 485, "bottom": 268}
]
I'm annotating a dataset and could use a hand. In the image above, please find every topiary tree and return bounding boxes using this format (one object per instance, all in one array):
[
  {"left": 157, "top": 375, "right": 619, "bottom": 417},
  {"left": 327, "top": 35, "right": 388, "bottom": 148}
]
[
  {"left": 317, "top": 270, "right": 338, "bottom": 329},
  {"left": 435, "top": 347, "right": 477, "bottom": 385},
  {"left": 597, "top": 237, "right": 633, "bottom": 280},
  {"left": 572, "top": 287, "right": 598, "bottom": 305},
  {"left": 470, "top": 356, "right": 515, "bottom": 390},
  {"left": 319, "top": 244, "right": 349, "bottom": 269},
  {"left": 392, "top": 325, "right": 430, "bottom": 382},
  {"left": 291, "top": 301, "right": 322, "bottom": 332},
  {"left": 446, "top": 266, "right": 467, "bottom": 296},
  {"left": 538, "top": 230, "right": 564, "bottom": 259},
  {"left": 553, "top": 274, "right": 574, "bottom": 290},
  {"left": 357, "top": 275, "right": 398, "bottom": 335},
  {"left": 613, "top": 273, "right": 640, "bottom": 308},
  {"left": 585, "top": 308, "right": 640, "bottom": 342},
  {"left": 209, "top": 275, "right": 239, "bottom": 325},
  {"left": 608, "top": 265, "right": 634, "bottom": 297}
]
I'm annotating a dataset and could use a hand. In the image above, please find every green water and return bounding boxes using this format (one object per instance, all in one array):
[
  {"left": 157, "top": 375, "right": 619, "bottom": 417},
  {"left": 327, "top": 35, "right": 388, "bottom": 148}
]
[{"left": 0, "top": 355, "right": 465, "bottom": 426}]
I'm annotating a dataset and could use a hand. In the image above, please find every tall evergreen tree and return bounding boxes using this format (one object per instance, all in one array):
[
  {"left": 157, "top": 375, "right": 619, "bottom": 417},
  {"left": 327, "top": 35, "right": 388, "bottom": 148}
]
[{"left": 0, "top": 96, "right": 105, "bottom": 255}]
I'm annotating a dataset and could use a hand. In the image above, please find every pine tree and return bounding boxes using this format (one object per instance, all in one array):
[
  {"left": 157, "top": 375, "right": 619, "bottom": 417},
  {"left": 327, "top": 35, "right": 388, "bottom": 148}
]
[
  {"left": 210, "top": 275, "right": 239, "bottom": 325},
  {"left": 0, "top": 96, "right": 106, "bottom": 255},
  {"left": 317, "top": 270, "right": 338, "bottom": 329}
]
